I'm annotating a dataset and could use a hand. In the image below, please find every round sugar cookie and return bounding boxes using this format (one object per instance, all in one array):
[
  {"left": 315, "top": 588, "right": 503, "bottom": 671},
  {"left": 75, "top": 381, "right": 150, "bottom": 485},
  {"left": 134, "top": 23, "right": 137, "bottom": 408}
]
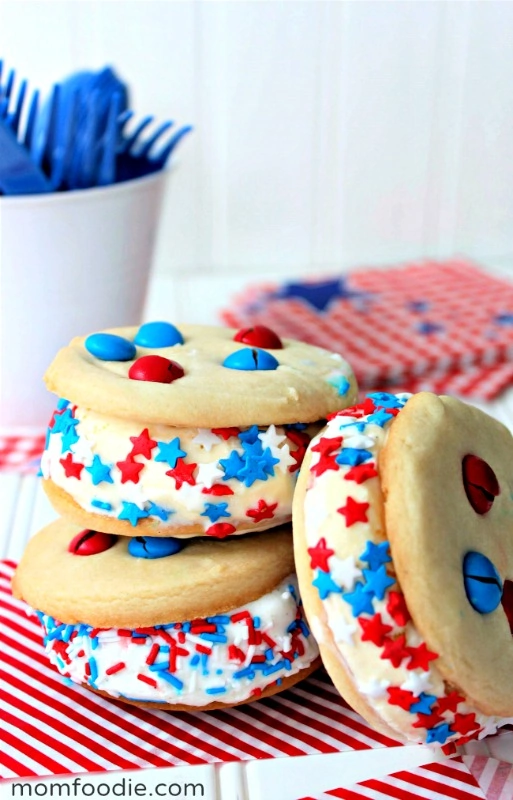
[
  {"left": 293, "top": 391, "right": 513, "bottom": 747},
  {"left": 13, "top": 518, "right": 320, "bottom": 710},
  {"left": 44, "top": 323, "right": 357, "bottom": 427}
]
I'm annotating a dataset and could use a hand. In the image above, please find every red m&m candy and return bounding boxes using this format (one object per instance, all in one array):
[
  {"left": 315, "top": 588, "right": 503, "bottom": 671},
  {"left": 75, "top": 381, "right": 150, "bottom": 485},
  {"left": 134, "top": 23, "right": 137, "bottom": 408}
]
[
  {"left": 69, "top": 530, "right": 117, "bottom": 556},
  {"left": 128, "top": 355, "right": 184, "bottom": 384},
  {"left": 234, "top": 326, "right": 283, "bottom": 349},
  {"left": 462, "top": 454, "right": 500, "bottom": 515}
]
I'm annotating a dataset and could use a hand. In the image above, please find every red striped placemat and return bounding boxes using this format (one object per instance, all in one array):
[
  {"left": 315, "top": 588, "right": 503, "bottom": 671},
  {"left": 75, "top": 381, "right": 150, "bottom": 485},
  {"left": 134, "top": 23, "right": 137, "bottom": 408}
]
[
  {"left": 1, "top": 559, "right": 404, "bottom": 779},
  {"left": 0, "top": 432, "right": 45, "bottom": 473},
  {"left": 221, "top": 259, "right": 513, "bottom": 401}
]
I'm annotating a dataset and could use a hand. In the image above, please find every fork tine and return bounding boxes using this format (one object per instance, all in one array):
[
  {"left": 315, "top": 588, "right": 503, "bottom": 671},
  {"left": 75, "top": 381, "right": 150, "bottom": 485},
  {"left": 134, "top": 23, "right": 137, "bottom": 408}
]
[
  {"left": 153, "top": 125, "right": 193, "bottom": 167},
  {"left": 8, "top": 78, "right": 27, "bottom": 134},
  {"left": 137, "top": 120, "right": 174, "bottom": 158},
  {"left": 23, "top": 88, "right": 39, "bottom": 149},
  {"left": 0, "top": 97, "right": 8, "bottom": 117},
  {"left": 4, "top": 68, "right": 15, "bottom": 100},
  {"left": 121, "top": 115, "right": 154, "bottom": 153}
]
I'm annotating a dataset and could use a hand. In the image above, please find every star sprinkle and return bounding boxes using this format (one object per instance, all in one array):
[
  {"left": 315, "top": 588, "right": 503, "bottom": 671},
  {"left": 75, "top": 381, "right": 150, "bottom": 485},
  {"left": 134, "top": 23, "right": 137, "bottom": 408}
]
[
  {"left": 359, "top": 541, "right": 392, "bottom": 571},
  {"left": 450, "top": 713, "right": 480, "bottom": 736},
  {"left": 330, "top": 556, "right": 362, "bottom": 591},
  {"left": 219, "top": 450, "right": 246, "bottom": 480},
  {"left": 386, "top": 591, "right": 411, "bottom": 627},
  {"left": 117, "top": 502, "right": 149, "bottom": 526},
  {"left": 400, "top": 671, "right": 433, "bottom": 696},
  {"left": 155, "top": 438, "right": 187, "bottom": 469},
  {"left": 51, "top": 408, "right": 79, "bottom": 435},
  {"left": 146, "top": 502, "right": 172, "bottom": 521},
  {"left": 193, "top": 429, "right": 222, "bottom": 451},
  {"left": 201, "top": 502, "right": 231, "bottom": 523},
  {"left": 238, "top": 425, "right": 260, "bottom": 444},
  {"left": 59, "top": 453, "right": 84, "bottom": 479},
  {"left": 337, "top": 497, "right": 369, "bottom": 526},
  {"left": 258, "top": 425, "right": 287, "bottom": 451},
  {"left": 380, "top": 634, "right": 409, "bottom": 668},
  {"left": 166, "top": 460, "right": 197, "bottom": 489},
  {"left": 409, "top": 693, "right": 437, "bottom": 715},
  {"left": 386, "top": 687, "right": 416, "bottom": 711},
  {"left": 344, "top": 463, "right": 378, "bottom": 484},
  {"left": 343, "top": 582, "right": 375, "bottom": 617},
  {"left": 366, "top": 409, "right": 394, "bottom": 427},
  {"left": 237, "top": 449, "right": 279, "bottom": 487},
  {"left": 246, "top": 499, "right": 278, "bottom": 523},
  {"left": 116, "top": 457, "right": 145, "bottom": 484},
  {"left": 275, "top": 277, "right": 371, "bottom": 312},
  {"left": 362, "top": 565, "right": 395, "bottom": 600},
  {"left": 312, "top": 570, "right": 343, "bottom": 600},
  {"left": 425, "top": 723, "right": 452, "bottom": 745},
  {"left": 196, "top": 461, "right": 225, "bottom": 489},
  {"left": 329, "top": 615, "right": 357, "bottom": 646},
  {"left": 61, "top": 427, "right": 80, "bottom": 453},
  {"left": 201, "top": 484, "right": 234, "bottom": 496},
  {"left": 367, "top": 393, "right": 404, "bottom": 410},
  {"left": 212, "top": 427, "right": 240, "bottom": 440},
  {"left": 307, "top": 538, "right": 335, "bottom": 572},
  {"left": 436, "top": 691, "right": 465, "bottom": 715},
  {"left": 326, "top": 374, "right": 350, "bottom": 396},
  {"left": 416, "top": 321, "right": 443, "bottom": 335},
  {"left": 312, "top": 436, "right": 342, "bottom": 458},
  {"left": 205, "top": 522, "right": 236, "bottom": 538},
  {"left": 336, "top": 448, "right": 372, "bottom": 467},
  {"left": 85, "top": 455, "right": 113, "bottom": 485},
  {"left": 412, "top": 712, "right": 445, "bottom": 730},
  {"left": 274, "top": 444, "right": 296, "bottom": 473},
  {"left": 129, "top": 429, "right": 157, "bottom": 459},
  {"left": 406, "top": 643, "right": 438, "bottom": 671},
  {"left": 358, "top": 613, "right": 392, "bottom": 647}
]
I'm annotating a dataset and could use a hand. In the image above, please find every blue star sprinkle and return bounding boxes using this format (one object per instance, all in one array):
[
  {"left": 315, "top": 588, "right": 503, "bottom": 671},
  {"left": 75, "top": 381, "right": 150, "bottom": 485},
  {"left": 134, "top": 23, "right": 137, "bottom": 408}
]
[
  {"left": 426, "top": 723, "right": 452, "bottom": 745},
  {"left": 336, "top": 448, "right": 372, "bottom": 467},
  {"left": 343, "top": 582, "right": 375, "bottom": 617},
  {"left": 409, "top": 693, "right": 437, "bottom": 715},
  {"left": 367, "top": 409, "right": 394, "bottom": 428},
  {"left": 327, "top": 375, "right": 350, "bottom": 396},
  {"left": 57, "top": 398, "right": 70, "bottom": 410},
  {"left": 61, "top": 426, "right": 79, "bottom": 453},
  {"left": 155, "top": 438, "right": 187, "bottom": 469},
  {"left": 362, "top": 566, "right": 395, "bottom": 600},
  {"left": 147, "top": 502, "right": 173, "bottom": 521},
  {"left": 117, "top": 502, "right": 149, "bottom": 526},
  {"left": 238, "top": 426, "right": 260, "bottom": 444},
  {"left": 367, "top": 393, "right": 404, "bottom": 409},
  {"left": 312, "top": 570, "right": 343, "bottom": 600},
  {"left": 494, "top": 312, "right": 513, "bottom": 326},
  {"left": 85, "top": 455, "right": 113, "bottom": 485},
  {"left": 51, "top": 408, "right": 79, "bottom": 435},
  {"left": 407, "top": 300, "right": 430, "bottom": 313},
  {"left": 359, "top": 541, "right": 392, "bottom": 571},
  {"left": 274, "top": 278, "right": 373, "bottom": 312},
  {"left": 416, "top": 321, "right": 443, "bottom": 335},
  {"left": 220, "top": 450, "right": 246, "bottom": 480},
  {"left": 201, "top": 502, "right": 231, "bottom": 523},
  {"left": 339, "top": 421, "right": 367, "bottom": 433},
  {"left": 237, "top": 454, "right": 273, "bottom": 487}
]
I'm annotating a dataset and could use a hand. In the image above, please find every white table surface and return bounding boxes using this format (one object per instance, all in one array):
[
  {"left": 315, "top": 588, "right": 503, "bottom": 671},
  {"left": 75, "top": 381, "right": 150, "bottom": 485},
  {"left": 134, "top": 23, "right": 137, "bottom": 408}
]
[{"left": 2, "top": 272, "right": 513, "bottom": 799}]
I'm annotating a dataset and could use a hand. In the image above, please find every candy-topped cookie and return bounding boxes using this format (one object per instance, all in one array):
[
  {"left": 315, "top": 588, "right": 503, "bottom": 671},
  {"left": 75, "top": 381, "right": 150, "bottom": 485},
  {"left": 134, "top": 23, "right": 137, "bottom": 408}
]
[
  {"left": 293, "top": 391, "right": 513, "bottom": 746},
  {"left": 12, "top": 519, "right": 320, "bottom": 710},
  {"left": 41, "top": 322, "right": 357, "bottom": 537}
]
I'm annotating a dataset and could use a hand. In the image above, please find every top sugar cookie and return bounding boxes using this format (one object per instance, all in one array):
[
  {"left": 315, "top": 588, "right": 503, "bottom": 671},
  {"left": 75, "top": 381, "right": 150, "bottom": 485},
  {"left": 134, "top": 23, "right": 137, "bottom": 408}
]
[{"left": 44, "top": 322, "right": 358, "bottom": 426}]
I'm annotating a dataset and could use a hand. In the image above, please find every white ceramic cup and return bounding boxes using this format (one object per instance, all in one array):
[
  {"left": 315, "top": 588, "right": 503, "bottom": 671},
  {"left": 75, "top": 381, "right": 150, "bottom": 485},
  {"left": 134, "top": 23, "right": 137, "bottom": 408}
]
[{"left": 0, "top": 171, "right": 167, "bottom": 428}]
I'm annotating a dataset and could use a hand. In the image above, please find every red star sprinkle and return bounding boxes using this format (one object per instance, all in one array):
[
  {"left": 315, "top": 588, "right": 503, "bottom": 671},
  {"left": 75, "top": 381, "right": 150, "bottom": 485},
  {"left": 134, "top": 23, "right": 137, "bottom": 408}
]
[
  {"left": 307, "top": 537, "right": 335, "bottom": 572},
  {"left": 289, "top": 446, "right": 307, "bottom": 473},
  {"left": 344, "top": 463, "right": 378, "bottom": 484},
  {"left": 312, "top": 436, "right": 342, "bottom": 457},
  {"left": 450, "top": 713, "right": 480, "bottom": 736},
  {"left": 412, "top": 712, "right": 445, "bottom": 729},
  {"left": 386, "top": 687, "right": 416, "bottom": 711},
  {"left": 129, "top": 428, "right": 157, "bottom": 459},
  {"left": 337, "top": 496, "right": 369, "bottom": 526},
  {"left": 205, "top": 522, "right": 236, "bottom": 538},
  {"left": 362, "top": 398, "right": 376, "bottom": 415},
  {"left": 166, "top": 460, "right": 197, "bottom": 489},
  {"left": 287, "top": 430, "right": 312, "bottom": 473},
  {"left": 436, "top": 691, "right": 465, "bottom": 715},
  {"left": 201, "top": 484, "right": 234, "bottom": 496},
  {"left": 454, "top": 732, "right": 482, "bottom": 747},
  {"left": 327, "top": 404, "right": 365, "bottom": 420},
  {"left": 311, "top": 453, "right": 339, "bottom": 477},
  {"left": 246, "top": 499, "right": 278, "bottom": 523},
  {"left": 380, "top": 634, "right": 409, "bottom": 668},
  {"left": 358, "top": 613, "right": 393, "bottom": 647},
  {"left": 59, "top": 453, "right": 84, "bottom": 479},
  {"left": 386, "top": 591, "right": 411, "bottom": 627},
  {"left": 211, "top": 427, "right": 240, "bottom": 440},
  {"left": 406, "top": 642, "right": 438, "bottom": 671},
  {"left": 116, "top": 456, "right": 145, "bottom": 484}
]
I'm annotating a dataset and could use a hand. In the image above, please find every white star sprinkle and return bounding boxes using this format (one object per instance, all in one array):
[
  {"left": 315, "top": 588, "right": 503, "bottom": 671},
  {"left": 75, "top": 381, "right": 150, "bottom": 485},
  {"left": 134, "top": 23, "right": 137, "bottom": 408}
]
[
  {"left": 360, "top": 678, "right": 391, "bottom": 699},
  {"left": 275, "top": 443, "right": 297, "bottom": 473},
  {"left": 341, "top": 432, "right": 375, "bottom": 449},
  {"left": 258, "top": 424, "right": 287, "bottom": 451},
  {"left": 329, "top": 615, "right": 357, "bottom": 646},
  {"left": 400, "top": 671, "right": 433, "bottom": 695},
  {"left": 196, "top": 461, "right": 225, "bottom": 489},
  {"left": 329, "top": 555, "right": 362, "bottom": 591},
  {"left": 192, "top": 429, "right": 222, "bottom": 451},
  {"left": 70, "top": 436, "right": 95, "bottom": 464}
]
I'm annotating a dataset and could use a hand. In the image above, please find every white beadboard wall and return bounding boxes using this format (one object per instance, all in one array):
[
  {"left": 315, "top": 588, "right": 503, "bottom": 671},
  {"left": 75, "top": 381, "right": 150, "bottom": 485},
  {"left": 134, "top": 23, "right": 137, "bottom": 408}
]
[{"left": 2, "top": 0, "right": 513, "bottom": 299}]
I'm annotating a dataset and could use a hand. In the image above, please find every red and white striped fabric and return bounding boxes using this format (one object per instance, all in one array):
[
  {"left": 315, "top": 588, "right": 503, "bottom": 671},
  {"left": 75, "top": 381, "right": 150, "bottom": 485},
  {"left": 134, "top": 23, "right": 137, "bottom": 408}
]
[
  {"left": 221, "top": 259, "right": 513, "bottom": 401},
  {"left": 0, "top": 433, "right": 45, "bottom": 473},
  {"left": 1, "top": 559, "right": 404, "bottom": 779},
  {"left": 465, "top": 757, "right": 513, "bottom": 800},
  {"left": 297, "top": 757, "right": 487, "bottom": 800}
]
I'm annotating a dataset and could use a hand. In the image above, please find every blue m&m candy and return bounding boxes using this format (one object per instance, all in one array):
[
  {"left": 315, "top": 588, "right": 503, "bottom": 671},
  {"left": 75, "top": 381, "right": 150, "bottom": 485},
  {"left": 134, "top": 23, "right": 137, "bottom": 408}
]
[
  {"left": 223, "top": 348, "right": 279, "bottom": 371},
  {"left": 134, "top": 321, "right": 184, "bottom": 348},
  {"left": 85, "top": 332, "right": 136, "bottom": 361},
  {"left": 463, "top": 551, "right": 503, "bottom": 614},
  {"left": 128, "top": 536, "right": 183, "bottom": 559}
]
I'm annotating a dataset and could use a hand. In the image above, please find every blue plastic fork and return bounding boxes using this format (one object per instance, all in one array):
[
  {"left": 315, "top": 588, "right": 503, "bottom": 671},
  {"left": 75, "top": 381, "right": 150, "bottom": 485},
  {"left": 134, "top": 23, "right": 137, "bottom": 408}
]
[{"left": 0, "top": 117, "right": 51, "bottom": 195}]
